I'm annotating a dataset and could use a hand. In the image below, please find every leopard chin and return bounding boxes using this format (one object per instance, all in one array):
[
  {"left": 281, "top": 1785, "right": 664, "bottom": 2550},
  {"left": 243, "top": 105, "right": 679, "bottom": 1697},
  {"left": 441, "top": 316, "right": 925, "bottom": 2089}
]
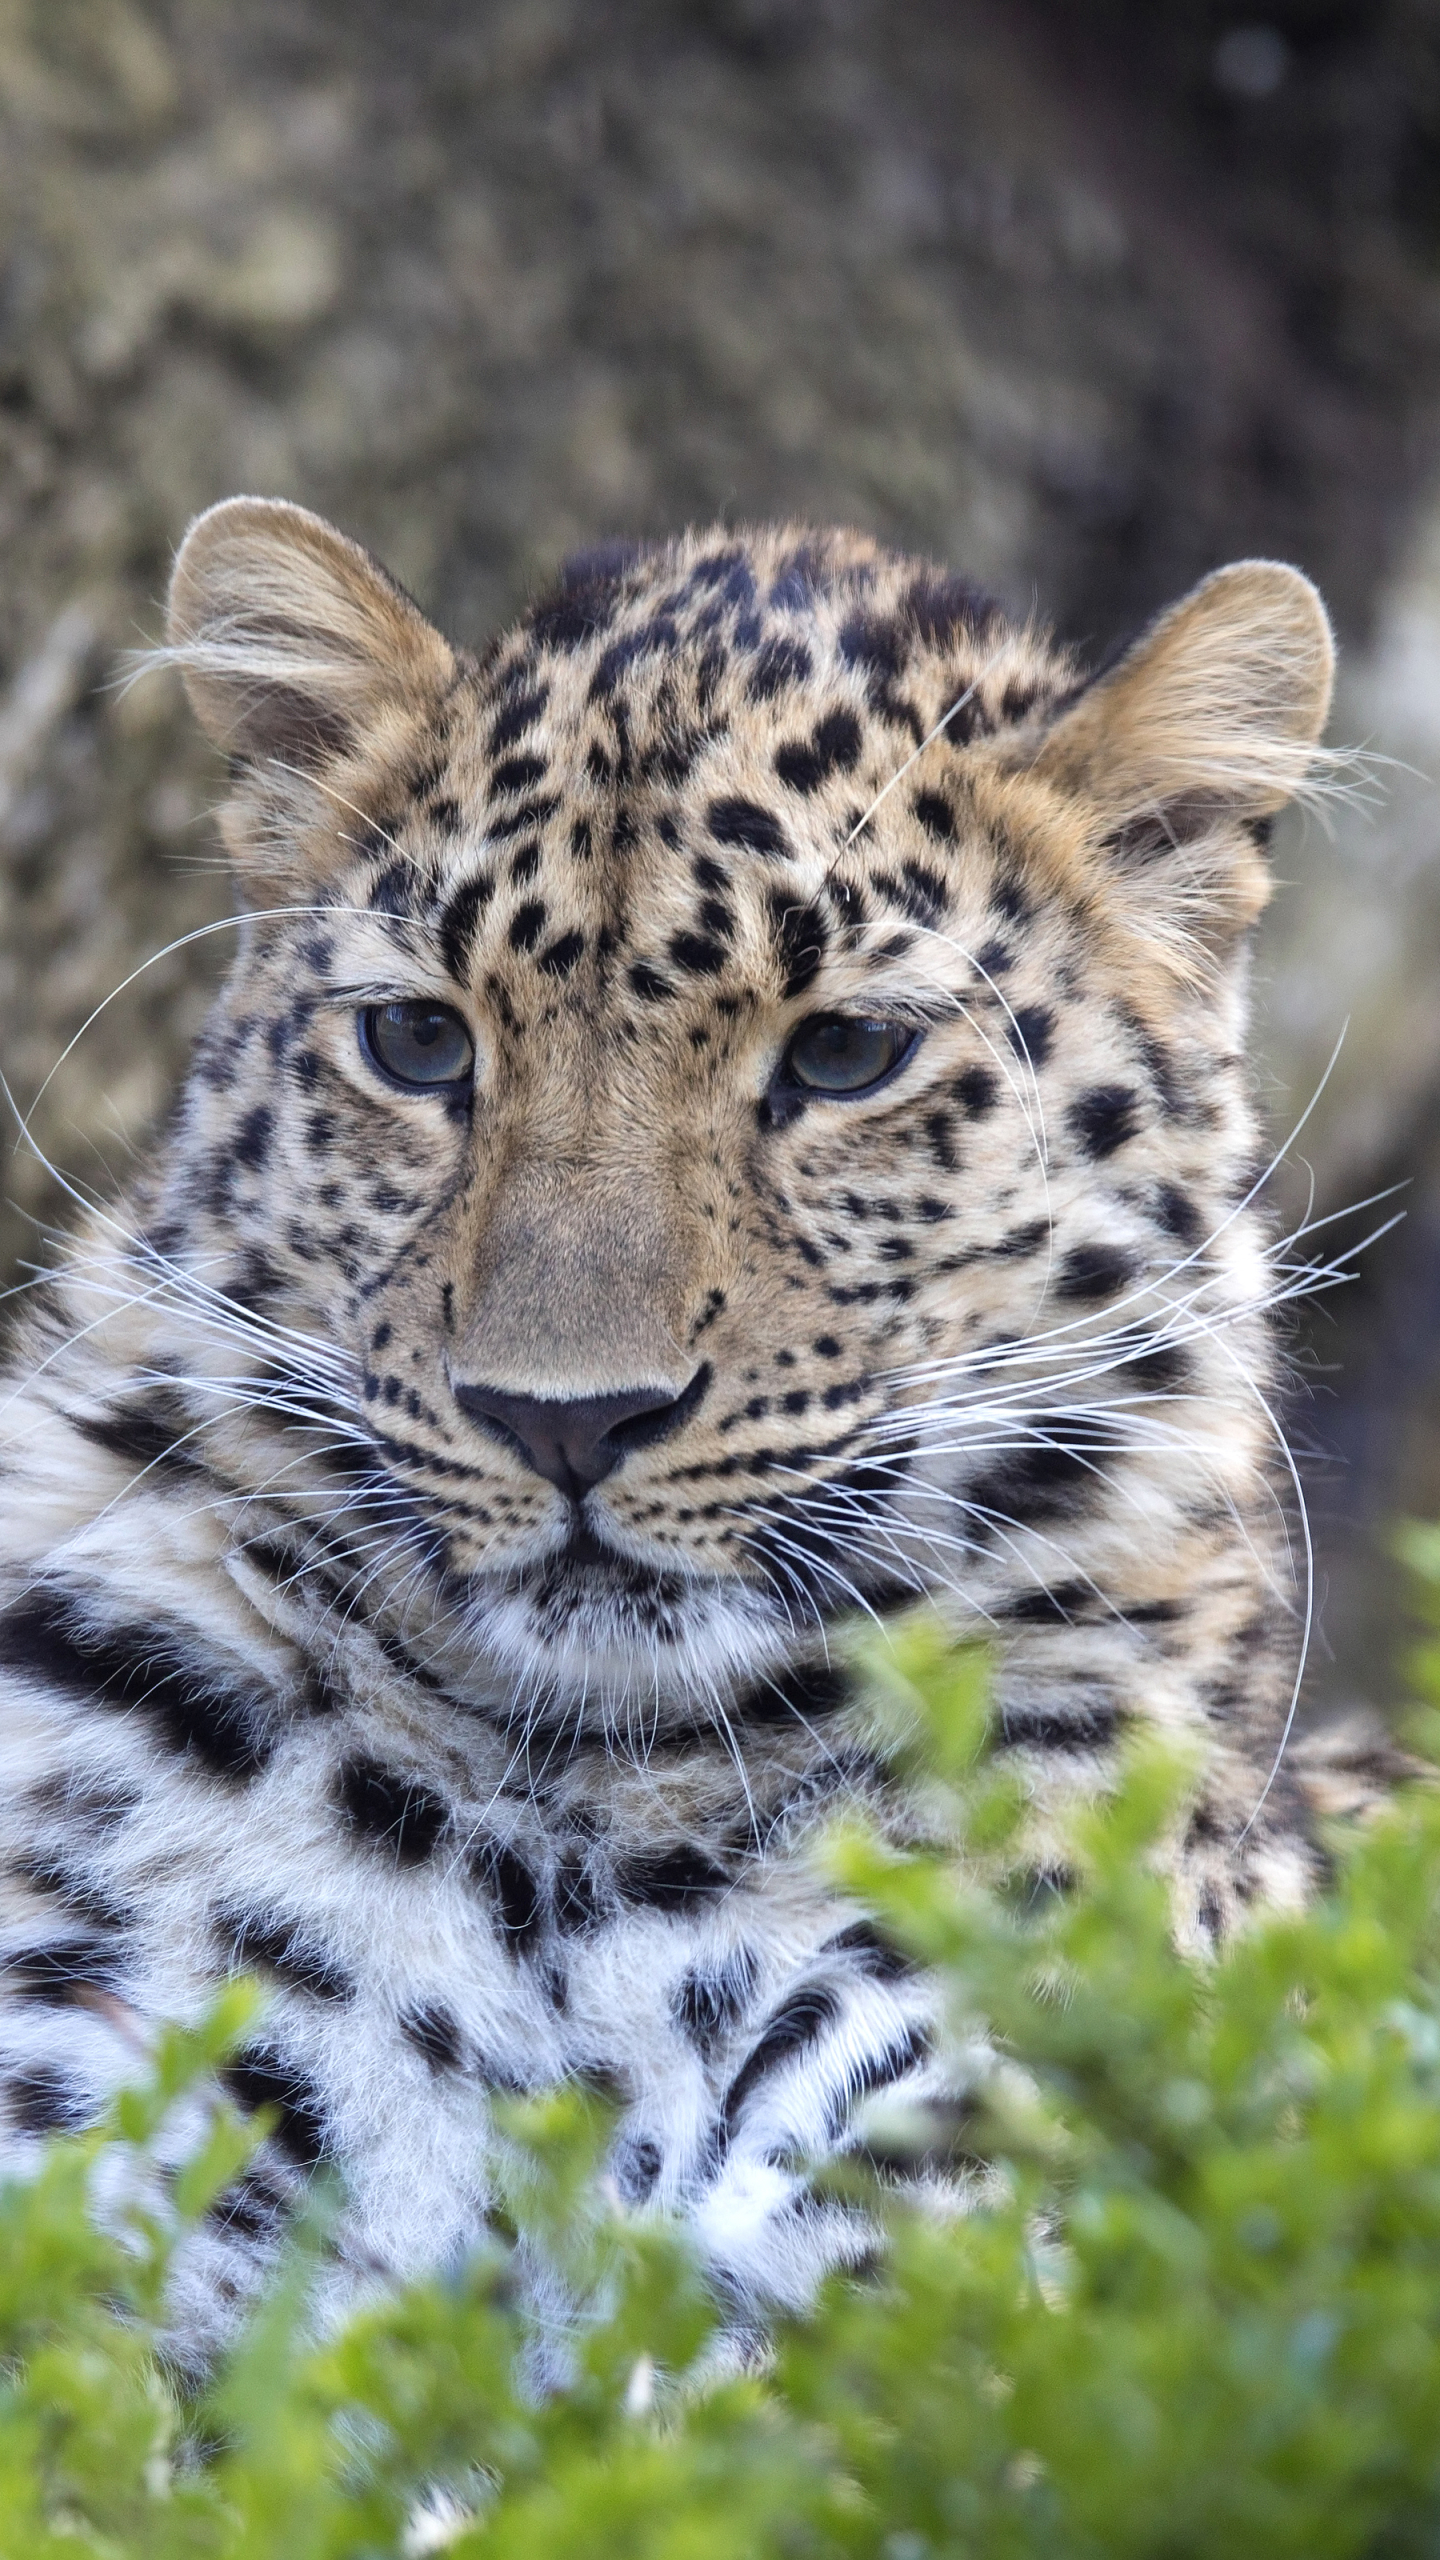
[{"left": 448, "top": 1553, "right": 803, "bottom": 1721}]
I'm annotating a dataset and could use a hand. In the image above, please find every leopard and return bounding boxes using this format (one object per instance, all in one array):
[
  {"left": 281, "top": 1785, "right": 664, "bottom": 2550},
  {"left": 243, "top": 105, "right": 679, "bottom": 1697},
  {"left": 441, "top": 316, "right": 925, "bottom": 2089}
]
[{"left": 0, "top": 497, "right": 1345, "bottom": 2369}]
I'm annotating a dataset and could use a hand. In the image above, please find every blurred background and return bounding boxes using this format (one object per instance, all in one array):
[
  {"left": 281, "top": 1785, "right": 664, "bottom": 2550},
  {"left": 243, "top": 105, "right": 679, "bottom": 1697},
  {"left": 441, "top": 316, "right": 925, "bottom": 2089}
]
[{"left": 1, "top": 0, "right": 1439, "bottom": 1716}]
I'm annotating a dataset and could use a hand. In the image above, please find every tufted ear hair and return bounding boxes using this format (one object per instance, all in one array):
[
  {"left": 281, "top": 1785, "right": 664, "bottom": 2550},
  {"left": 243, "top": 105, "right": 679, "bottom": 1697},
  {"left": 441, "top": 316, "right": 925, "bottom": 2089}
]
[
  {"left": 1028, "top": 559, "right": 1336, "bottom": 964},
  {"left": 165, "top": 496, "right": 457, "bottom": 766}
]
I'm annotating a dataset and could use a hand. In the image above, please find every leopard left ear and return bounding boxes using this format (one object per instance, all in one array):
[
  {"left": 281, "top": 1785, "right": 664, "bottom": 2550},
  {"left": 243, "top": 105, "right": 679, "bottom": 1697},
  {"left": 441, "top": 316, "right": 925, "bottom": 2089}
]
[
  {"left": 162, "top": 496, "right": 458, "bottom": 889},
  {"left": 1028, "top": 559, "right": 1336, "bottom": 957}
]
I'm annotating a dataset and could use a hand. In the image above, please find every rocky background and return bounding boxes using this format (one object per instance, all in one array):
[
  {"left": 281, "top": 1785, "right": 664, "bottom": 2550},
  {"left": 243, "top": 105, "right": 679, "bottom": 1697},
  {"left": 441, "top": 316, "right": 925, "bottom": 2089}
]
[{"left": 2, "top": 0, "right": 1439, "bottom": 1712}]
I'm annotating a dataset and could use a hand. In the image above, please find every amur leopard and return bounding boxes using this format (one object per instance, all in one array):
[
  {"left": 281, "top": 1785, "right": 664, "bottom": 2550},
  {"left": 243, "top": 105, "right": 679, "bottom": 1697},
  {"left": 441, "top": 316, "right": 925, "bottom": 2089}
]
[{"left": 0, "top": 500, "right": 1346, "bottom": 2364}]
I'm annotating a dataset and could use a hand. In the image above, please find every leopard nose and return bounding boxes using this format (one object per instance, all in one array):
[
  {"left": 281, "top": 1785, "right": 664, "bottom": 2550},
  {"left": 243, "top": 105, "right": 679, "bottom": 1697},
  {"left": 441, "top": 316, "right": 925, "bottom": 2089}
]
[{"left": 452, "top": 1368, "right": 710, "bottom": 1497}]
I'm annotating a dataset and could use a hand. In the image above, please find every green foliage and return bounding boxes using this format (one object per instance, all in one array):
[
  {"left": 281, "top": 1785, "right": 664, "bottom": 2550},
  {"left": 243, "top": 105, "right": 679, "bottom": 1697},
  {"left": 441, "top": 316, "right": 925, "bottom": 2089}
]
[{"left": 9, "top": 1559, "right": 1440, "bottom": 2558}]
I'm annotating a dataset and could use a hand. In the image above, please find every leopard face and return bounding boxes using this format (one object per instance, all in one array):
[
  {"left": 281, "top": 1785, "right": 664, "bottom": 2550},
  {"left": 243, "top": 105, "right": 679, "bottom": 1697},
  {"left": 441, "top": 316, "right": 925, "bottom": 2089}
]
[{"left": 145, "top": 506, "right": 1333, "bottom": 1729}]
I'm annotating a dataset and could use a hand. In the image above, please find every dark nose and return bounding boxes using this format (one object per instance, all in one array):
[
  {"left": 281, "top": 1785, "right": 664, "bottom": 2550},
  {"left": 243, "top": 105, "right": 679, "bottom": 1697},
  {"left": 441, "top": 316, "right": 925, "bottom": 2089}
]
[{"left": 452, "top": 1367, "right": 710, "bottom": 1497}]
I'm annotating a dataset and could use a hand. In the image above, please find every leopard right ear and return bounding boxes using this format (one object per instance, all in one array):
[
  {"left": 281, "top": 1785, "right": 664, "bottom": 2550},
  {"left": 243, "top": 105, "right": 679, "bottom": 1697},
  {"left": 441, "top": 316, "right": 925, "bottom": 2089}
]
[
  {"left": 1021, "top": 559, "right": 1336, "bottom": 973},
  {"left": 162, "top": 497, "right": 457, "bottom": 880}
]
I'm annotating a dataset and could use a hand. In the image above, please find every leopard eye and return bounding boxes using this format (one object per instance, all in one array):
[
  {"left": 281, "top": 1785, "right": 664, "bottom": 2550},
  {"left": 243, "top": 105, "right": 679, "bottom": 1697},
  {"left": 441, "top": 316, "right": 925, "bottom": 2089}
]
[
  {"left": 360, "top": 1001, "right": 475, "bottom": 1091},
  {"left": 780, "top": 1014, "right": 918, "bottom": 1097}
]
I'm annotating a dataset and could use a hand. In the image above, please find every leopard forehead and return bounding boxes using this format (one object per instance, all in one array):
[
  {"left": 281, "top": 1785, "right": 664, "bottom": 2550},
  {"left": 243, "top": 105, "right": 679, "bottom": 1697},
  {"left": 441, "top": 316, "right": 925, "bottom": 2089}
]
[{"left": 296, "top": 524, "right": 1077, "bottom": 1036}]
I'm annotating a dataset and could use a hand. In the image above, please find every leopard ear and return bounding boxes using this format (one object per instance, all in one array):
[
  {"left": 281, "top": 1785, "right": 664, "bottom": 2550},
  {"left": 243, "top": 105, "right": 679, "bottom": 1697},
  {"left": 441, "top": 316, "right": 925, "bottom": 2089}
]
[
  {"left": 1029, "top": 559, "right": 1336, "bottom": 959},
  {"left": 165, "top": 496, "right": 456, "bottom": 768}
]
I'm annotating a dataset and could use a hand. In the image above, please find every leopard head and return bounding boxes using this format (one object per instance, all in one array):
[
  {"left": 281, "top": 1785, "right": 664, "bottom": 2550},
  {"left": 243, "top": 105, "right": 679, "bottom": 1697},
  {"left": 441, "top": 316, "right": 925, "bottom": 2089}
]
[{"left": 150, "top": 499, "right": 1333, "bottom": 1729}]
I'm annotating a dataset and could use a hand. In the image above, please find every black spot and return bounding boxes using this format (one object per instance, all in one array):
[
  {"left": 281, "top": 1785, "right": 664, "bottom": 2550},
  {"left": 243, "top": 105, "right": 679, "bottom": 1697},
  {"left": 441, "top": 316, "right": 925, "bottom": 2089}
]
[
  {"left": 614, "top": 1846, "right": 733, "bottom": 1909},
  {"left": 492, "top": 751, "right": 548, "bottom": 797},
  {"left": 708, "top": 797, "right": 789, "bottom": 860},
  {"left": 896, "top": 861, "right": 947, "bottom": 923},
  {"left": 920, "top": 1109, "right": 957, "bottom": 1173},
  {"left": 819, "top": 1919, "right": 914, "bottom": 1982},
  {"left": 669, "top": 930, "right": 728, "bottom": 976},
  {"left": 992, "top": 1218, "right": 1050, "bottom": 1261},
  {"left": 570, "top": 817, "right": 594, "bottom": 860},
  {"left": 233, "top": 1105, "right": 273, "bottom": 1172},
  {"left": 591, "top": 623, "right": 676, "bottom": 698},
  {"left": 993, "top": 872, "right": 1031, "bottom": 923},
  {"left": 1068, "top": 1084, "right": 1141, "bottom": 1160},
  {"left": 1000, "top": 1580, "right": 1093, "bottom": 1623},
  {"left": 614, "top": 2134, "right": 663, "bottom": 2202},
  {"left": 13, "top": 1852, "right": 132, "bottom": 1936},
  {"left": 904, "top": 573, "right": 999, "bottom": 643},
  {"left": 838, "top": 615, "right": 903, "bottom": 679},
  {"left": 508, "top": 899, "right": 547, "bottom": 952},
  {"left": 1155, "top": 1182, "right": 1204, "bottom": 1246},
  {"left": 437, "top": 871, "right": 495, "bottom": 982},
  {"left": 528, "top": 581, "right": 622, "bottom": 652},
  {"left": 953, "top": 1065, "right": 999, "bottom": 1115},
  {"left": 748, "top": 637, "right": 813, "bottom": 700},
  {"left": 629, "top": 960, "right": 673, "bottom": 1002},
  {"left": 1001, "top": 680, "right": 1040, "bottom": 723},
  {"left": 488, "top": 795, "right": 559, "bottom": 842},
  {"left": 967, "top": 1442, "right": 1093, "bottom": 1526},
  {"left": 70, "top": 1387, "right": 197, "bottom": 1478},
  {"left": 774, "top": 709, "right": 863, "bottom": 795},
  {"left": 222, "top": 2047, "right": 330, "bottom": 2166},
  {"left": 646, "top": 726, "right": 707, "bottom": 786},
  {"left": 538, "top": 928, "right": 585, "bottom": 978},
  {"left": 912, "top": 790, "right": 955, "bottom": 843},
  {"left": 489, "top": 688, "right": 548, "bottom": 753},
  {"left": 768, "top": 893, "right": 829, "bottom": 998},
  {"left": 509, "top": 841, "right": 540, "bottom": 885},
  {"left": 0, "top": 1591, "right": 272, "bottom": 1781},
  {"left": 1000, "top": 1700, "right": 1123, "bottom": 1752},
  {"left": 689, "top": 545, "right": 754, "bottom": 601},
  {"left": 399, "top": 1999, "right": 463, "bottom": 2071},
  {"left": 769, "top": 545, "right": 827, "bottom": 609},
  {"left": 1125, "top": 1016, "right": 1184, "bottom": 1117},
  {"left": 334, "top": 1755, "right": 449, "bottom": 1864},
  {"left": 472, "top": 1841, "right": 544, "bottom": 1952},
  {"left": 1124, "top": 1344, "right": 1191, "bottom": 1392},
  {"left": 369, "top": 859, "right": 421, "bottom": 919},
  {"left": 209, "top": 2162, "right": 287, "bottom": 2242},
  {"left": 7, "top": 2063, "right": 88, "bottom": 2135},
  {"left": 3, "top": 1934, "right": 123, "bottom": 2007},
  {"left": 827, "top": 2022, "right": 931, "bottom": 2133},
  {"left": 672, "top": 1945, "right": 758, "bottom": 2058},
  {"left": 218, "top": 1909, "right": 353, "bottom": 2002},
  {"left": 1007, "top": 1005, "right": 1054, "bottom": 1067},
  {"left": 1055, "top": 1244, "right": 1136, "bottom": 1300},
  {"left": 719, "top": 1984, "right": 841, "bottom": 2145},
  {"left": 735, "top": 1660, "right": 849, "bottom": 1725}
]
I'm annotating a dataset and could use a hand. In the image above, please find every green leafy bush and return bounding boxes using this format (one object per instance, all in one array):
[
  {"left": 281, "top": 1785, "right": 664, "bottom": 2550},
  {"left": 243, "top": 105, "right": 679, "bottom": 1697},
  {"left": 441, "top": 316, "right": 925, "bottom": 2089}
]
[{"left": 9, "top": 1547, "right": 1440, "bottom": 2559}]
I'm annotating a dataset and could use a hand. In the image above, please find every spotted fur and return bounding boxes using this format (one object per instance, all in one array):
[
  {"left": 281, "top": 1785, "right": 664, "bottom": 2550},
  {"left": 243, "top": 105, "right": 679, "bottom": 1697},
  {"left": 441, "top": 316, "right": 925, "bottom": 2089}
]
[{"left": 0, "top": 503, "right": 1338, "bottom": 2362}]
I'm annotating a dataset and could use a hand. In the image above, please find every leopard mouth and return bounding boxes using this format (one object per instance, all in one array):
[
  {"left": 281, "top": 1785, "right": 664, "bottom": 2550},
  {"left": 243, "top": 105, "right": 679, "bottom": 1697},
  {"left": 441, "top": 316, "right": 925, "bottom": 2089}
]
[
  {"left": 513, "top": 1520, "right": 698, "bottom": 1615},
  {"left": 440, "top": 1505, "right": 795, "bottom": 1709}
]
